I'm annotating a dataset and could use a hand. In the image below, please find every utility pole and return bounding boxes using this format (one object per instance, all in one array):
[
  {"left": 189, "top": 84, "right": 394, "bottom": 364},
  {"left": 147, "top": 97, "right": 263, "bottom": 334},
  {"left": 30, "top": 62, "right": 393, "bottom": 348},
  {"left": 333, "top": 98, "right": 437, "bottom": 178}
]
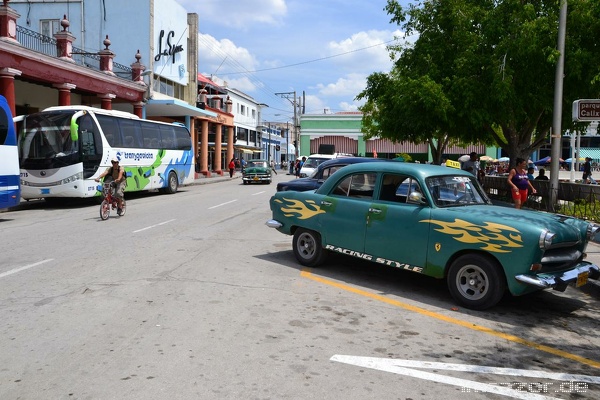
[
  {"left": 267, "top": 122, "right": 271, "bottom": 161},
  {"left": 275, "top": 91, "right": 298, "bottom": 158},
  {"left": 549, "top": 0, "right": 567, "bottom": 210}
]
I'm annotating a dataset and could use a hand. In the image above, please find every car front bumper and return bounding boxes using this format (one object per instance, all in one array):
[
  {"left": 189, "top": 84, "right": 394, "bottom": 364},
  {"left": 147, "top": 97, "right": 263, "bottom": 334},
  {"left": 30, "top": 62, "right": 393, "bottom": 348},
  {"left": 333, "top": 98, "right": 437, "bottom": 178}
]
[
  {"left": 515, "top": 262, "right": 600, "bottom": 291},
  {"left": 243, "top": 175, "right": 270, "bottom": 183}
]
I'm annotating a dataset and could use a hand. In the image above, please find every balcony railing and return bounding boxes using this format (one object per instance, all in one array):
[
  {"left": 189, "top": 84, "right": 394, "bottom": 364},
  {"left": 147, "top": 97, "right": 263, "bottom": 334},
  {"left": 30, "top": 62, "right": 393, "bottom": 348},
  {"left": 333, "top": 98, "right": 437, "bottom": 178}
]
[{"left": 15, "top": 25, "right": 133, "bottom": 80}]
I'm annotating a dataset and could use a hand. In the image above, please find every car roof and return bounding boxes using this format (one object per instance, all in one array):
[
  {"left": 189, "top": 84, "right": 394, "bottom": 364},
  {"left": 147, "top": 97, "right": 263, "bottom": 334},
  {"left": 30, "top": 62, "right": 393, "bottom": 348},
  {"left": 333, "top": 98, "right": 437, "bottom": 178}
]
[
  {"left": 315, "top": 156, "right": 390, "bottom": 170},
  {"left": 317, "top": 162, "right": 472, "bottom": 193}
]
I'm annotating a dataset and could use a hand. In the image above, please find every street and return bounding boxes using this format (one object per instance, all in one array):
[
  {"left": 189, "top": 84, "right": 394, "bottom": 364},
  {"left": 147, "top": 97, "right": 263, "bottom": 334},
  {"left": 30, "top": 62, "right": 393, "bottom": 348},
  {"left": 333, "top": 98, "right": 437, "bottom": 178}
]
[{"left": 1, "top": 172, "right": 599, "bottom": 400}]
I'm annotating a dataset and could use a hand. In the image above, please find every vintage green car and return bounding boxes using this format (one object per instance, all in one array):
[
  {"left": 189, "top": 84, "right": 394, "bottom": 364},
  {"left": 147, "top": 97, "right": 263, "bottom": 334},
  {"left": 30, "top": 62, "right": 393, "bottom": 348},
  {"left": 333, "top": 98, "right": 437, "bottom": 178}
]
[
  {"left": 242, "top": 159, "right": 272, "bottom": 185},
  {"left": 266, "top": 162, "right": 600, "bottom": 310}
]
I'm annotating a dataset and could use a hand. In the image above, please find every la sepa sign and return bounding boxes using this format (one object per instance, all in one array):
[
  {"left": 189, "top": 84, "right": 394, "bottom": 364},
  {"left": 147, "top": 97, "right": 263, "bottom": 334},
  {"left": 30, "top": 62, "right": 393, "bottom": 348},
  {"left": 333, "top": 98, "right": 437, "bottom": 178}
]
[{"left": 572, "top": 99, "right": 600, "bottom": 121}]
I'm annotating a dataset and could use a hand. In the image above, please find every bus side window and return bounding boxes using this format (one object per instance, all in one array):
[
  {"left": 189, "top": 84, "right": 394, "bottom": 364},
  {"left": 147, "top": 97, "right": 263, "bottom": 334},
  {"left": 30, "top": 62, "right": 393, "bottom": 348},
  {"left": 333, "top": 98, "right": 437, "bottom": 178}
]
[
  {"left": 173, "top": 126, "right": 192, "bottom": 150},
  {"left": 141, "top": 121, "right": 161, "bottom": 149},
  {"left": 96, "top": 115, "right": 122, "bottom": 147},
  {"left": 159, "top": 125, "right": 176, "bottom": 150}
]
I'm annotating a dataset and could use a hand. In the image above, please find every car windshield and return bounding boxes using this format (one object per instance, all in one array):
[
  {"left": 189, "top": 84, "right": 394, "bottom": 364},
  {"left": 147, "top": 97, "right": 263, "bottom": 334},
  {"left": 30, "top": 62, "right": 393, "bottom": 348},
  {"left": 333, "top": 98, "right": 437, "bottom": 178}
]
[
  {"left": 247, "top": 161, "right": 268, "bottom": 168},
  {"left": 303, "top": 157, "right": 329, "bottom": 169},
  {"left": 425, "top": 175, "right": 490, "bottom": 207}
]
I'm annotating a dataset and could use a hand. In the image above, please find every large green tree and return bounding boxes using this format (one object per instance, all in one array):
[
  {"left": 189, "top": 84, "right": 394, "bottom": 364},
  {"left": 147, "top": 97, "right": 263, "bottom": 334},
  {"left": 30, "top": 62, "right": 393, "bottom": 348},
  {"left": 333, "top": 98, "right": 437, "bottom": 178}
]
[{"left": 357, "top": 0, "right": 600, "bottom": 165}]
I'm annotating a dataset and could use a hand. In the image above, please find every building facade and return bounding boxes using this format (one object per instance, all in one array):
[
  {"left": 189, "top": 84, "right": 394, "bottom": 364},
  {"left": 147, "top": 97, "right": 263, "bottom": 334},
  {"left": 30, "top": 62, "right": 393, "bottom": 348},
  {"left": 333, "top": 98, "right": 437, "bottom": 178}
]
[
  {"left": 299, "top": 112, "right": 487, "bottom": 161},
  {"left": 2, "top": 0, "right": 246, "bottom": 176}
]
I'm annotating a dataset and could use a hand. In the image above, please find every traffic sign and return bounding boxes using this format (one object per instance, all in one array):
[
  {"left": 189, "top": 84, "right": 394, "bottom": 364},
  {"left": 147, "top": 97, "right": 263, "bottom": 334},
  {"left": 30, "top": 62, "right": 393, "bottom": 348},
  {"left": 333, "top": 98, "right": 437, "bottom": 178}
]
[{"left": 572, "top": 99, "right": 600, "bottom": 121}]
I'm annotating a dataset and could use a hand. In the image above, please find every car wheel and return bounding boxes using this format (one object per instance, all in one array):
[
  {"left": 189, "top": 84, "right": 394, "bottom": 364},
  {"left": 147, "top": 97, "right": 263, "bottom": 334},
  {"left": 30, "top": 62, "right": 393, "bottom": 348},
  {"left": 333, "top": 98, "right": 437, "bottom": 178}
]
[
  {"left": 447, "top": 254, "right": 506, "bottom": 310},
  {"left": 293, "top": 228, "right": 327, "bottom": 267}
]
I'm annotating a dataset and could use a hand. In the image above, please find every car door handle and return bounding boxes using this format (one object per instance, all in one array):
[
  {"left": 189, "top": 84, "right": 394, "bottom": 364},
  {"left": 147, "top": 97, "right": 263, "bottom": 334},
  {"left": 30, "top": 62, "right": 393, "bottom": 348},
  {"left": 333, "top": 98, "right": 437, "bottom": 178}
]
[
  {"left": 369, "top": 208, "right": 382, "bottom": 214},
  {"left": 321, "top": 201, "right": 332, "bottom": 206}
]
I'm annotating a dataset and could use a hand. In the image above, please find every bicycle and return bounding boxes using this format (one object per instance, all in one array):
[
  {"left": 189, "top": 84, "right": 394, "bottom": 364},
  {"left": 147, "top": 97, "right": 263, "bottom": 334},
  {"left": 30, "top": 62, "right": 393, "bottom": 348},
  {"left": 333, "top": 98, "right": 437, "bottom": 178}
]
[{"left": 99, "top": 181, "right": 126, "bottom": 220}]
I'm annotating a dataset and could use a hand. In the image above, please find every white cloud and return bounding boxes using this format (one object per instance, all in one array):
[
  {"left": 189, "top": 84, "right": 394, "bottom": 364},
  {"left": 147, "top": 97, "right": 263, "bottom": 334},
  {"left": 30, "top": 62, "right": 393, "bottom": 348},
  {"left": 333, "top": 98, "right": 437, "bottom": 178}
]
[
  {"left": 327, "top": 29, "right": 404, "bottom": 73},
  {"left": 197, "top": 33, "right": 261, "bottom": 92},
  {"left": 177, "top": 0, "right": 287, "bottom": 29},
  {"left": 316, "top": 73, "right": 367, "bottom": 97}
]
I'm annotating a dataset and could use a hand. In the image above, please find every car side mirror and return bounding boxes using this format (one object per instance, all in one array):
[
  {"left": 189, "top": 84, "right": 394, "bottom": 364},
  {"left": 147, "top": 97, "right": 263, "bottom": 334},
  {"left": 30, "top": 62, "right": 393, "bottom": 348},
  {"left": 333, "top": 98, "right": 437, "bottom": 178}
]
[{"left": 408, "top": 191, "right": 426, "bottom": 205}]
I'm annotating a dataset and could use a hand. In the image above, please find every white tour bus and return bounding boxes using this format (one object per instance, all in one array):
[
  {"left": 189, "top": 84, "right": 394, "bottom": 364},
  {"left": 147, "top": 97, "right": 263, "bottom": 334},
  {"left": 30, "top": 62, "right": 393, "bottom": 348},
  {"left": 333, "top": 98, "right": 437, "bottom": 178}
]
[{"left": 16, "top": 105, "right": 194, "bottom": 200}]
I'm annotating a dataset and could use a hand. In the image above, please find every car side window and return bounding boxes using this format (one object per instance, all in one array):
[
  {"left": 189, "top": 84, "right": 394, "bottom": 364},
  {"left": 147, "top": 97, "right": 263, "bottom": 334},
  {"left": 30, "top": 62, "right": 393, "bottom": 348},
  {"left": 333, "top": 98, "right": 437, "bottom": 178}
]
[
  {"left": 322, "top": 165, "right": 343, "bottom": 181},
  {"left": 378, "top": 174, "right": 422, "bottom": 203},
  {"left": 331, "top": 173, "right": 376, "bottom": 199}
]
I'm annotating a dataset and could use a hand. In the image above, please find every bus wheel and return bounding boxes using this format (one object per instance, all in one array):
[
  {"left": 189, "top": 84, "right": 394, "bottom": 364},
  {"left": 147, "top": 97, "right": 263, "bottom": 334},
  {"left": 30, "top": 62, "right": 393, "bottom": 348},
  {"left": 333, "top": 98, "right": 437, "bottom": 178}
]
[{"left": 165, "top": 171, "right": 178, "bottom": 194}]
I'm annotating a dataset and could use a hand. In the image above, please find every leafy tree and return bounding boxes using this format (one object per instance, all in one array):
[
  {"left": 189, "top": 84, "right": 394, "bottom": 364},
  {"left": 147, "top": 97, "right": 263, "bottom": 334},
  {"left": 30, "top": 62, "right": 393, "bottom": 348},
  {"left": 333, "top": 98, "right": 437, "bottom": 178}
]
[{"left": 357, "top": 0, "right": 600, "bottom": 166}]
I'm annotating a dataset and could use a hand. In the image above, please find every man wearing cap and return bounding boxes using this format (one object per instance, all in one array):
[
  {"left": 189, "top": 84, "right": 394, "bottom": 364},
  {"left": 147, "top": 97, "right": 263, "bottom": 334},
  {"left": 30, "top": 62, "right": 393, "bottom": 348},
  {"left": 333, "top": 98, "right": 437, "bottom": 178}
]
[{"left": 95, "top": 157, "right": 126, "bottom": 214}]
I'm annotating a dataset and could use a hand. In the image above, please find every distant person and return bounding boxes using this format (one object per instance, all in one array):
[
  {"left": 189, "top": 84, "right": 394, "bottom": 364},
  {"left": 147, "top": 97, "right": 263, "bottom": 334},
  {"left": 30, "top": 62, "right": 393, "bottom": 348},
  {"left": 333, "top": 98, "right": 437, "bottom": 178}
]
[
  {"left": 535, "top": 168, "right": 549, "bottom": 180},
  {"left": 507, "top": 157, "right": 537, "bottom": 209},
  {"left": 461, "top": 152, "right": 479, "bottom": 176},
  {"left": 240, "top": 157, "right": 247, "bottom": 172},
  {"left": 270, "top": 159, "right": 278, "bottom": 175},
  {"left": 582, "top": 157, "right": 596, "bottom": 184},
  {"left": 228, "top": 157, "right": 235, "bottom": 178},
  {"left": 527, "top": 167, "right": 535, "bottom": 180}
]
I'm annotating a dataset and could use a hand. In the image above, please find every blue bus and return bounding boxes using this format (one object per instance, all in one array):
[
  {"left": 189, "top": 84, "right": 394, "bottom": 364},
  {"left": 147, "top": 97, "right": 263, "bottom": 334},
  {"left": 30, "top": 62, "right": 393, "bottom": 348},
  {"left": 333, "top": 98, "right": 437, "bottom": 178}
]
[{"left": 0, "top": 95, "right": 20, "bottom": 209}]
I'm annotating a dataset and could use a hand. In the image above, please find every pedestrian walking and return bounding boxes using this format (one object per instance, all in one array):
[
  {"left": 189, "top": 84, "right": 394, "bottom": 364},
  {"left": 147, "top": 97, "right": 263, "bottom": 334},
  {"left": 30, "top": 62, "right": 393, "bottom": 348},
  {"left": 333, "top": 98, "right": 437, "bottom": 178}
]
[{"left": 228, "top": 157, "right": 235, "bottom": 178}]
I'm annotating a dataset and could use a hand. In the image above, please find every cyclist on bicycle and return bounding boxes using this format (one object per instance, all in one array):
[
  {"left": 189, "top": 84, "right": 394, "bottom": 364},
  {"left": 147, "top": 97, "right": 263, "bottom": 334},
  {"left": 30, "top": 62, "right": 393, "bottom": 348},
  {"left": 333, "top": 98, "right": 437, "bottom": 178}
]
[{"left": 95, "top": 157, "right": 126, "bottom": 215}]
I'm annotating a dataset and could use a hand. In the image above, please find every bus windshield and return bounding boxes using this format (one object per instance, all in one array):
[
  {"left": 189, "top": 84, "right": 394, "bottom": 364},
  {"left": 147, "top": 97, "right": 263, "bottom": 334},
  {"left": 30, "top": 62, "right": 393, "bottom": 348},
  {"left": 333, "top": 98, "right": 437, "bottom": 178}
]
[{"left": 18, "top": 111, "right": 79, "bottom": 167}]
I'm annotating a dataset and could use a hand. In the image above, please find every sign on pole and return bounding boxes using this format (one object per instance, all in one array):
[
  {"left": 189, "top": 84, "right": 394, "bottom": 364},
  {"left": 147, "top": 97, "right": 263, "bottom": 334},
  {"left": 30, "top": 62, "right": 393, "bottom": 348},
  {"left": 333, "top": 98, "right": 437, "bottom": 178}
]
[{"left": 572, "top": 99, "right": 600, "bottom": 121}]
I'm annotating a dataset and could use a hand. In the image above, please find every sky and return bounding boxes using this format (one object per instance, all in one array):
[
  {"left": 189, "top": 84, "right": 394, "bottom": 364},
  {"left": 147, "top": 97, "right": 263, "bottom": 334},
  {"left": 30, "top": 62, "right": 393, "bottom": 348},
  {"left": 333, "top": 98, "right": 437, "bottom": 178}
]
[{"left": 174, "top": 0, "right": 411, "bottom": 123}]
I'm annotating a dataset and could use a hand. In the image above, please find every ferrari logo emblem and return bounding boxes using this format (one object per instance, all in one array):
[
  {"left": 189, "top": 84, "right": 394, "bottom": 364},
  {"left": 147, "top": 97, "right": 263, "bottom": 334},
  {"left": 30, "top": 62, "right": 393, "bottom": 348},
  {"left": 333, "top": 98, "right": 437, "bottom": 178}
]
[{"left": 435, "top": 243, "right": 441, "bottom": 252}]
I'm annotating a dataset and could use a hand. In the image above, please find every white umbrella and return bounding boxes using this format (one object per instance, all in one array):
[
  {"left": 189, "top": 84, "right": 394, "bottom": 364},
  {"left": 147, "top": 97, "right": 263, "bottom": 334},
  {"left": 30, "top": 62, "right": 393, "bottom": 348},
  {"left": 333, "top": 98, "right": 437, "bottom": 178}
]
[
  {"left": 498, "top": 157, "right": 510, "bottom": 162},
  {"left": 479, "top": 155, "right": 494, "bottom": 161},
  {"left": 458, "top": 154, "right": 471, "bottom": 162}
]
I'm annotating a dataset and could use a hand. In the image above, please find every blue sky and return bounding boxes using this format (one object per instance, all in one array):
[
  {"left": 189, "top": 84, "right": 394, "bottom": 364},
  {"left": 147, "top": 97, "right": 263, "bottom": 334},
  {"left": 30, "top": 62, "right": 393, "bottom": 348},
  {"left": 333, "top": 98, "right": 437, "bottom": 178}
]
[{"left": 174, "top": 0, "right": 411, "bottom": 122}]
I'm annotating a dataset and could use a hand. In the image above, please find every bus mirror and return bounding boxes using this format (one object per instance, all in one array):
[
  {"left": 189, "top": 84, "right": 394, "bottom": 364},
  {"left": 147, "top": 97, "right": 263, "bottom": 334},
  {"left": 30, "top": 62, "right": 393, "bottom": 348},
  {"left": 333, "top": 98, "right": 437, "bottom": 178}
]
[{"left": 70, "top": 110, "right": 86, "bottom": 141}]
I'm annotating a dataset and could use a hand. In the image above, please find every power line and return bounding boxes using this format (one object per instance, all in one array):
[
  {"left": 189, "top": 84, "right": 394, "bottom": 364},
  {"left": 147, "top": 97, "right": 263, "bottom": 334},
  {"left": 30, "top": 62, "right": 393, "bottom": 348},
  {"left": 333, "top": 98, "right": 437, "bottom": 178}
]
[{"left": 220, "top": 38, "right": 399, "bottom": 75}]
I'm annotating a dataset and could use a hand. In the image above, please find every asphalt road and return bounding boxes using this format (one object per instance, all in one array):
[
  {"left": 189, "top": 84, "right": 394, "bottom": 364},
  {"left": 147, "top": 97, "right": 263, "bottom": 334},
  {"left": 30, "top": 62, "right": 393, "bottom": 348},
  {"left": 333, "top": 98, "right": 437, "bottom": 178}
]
[{"left": 1, "top": 171, "right": 599, "bottom": 400}]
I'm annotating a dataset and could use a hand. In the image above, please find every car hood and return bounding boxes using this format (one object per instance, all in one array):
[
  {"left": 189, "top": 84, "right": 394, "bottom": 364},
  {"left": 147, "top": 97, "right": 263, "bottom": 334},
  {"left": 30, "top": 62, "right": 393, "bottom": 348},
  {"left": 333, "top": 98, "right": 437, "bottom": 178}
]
[
  {"left": 439, "top": 205, "right": 589, "bottom": 243},
  {"left": 278, "top": 178, "right": 319, "bottom": 191},
  {"left": 244, "top": 167, "right": 269, "bottom": 174}
]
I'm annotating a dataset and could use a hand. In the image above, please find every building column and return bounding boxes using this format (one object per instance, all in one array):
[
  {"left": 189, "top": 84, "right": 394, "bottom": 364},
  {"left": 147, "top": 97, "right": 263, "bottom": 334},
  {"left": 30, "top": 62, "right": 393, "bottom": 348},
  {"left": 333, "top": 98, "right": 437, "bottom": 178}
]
[
  {"left": 53, "top": 83, "right": 76, "bottom": 106},
  {"left": 99, "top": 93, "right": 116, "bottom": 110},
  {"left": 132, "top": 101, "right": 144, "bottom": 118},
  {"left": 214, "top": 123, "right": 223, "bottom": 175},
  {"left": 0, "top": 2, "right": 20, "bottom": 43},
  {"left": 99, "top": 35, "right": 116, "bottom": 76},
  {"left": 54, "top": 16, "right": 76, "bottom": 63},
  {"left": 200, "top": 119, "right": 210, "bottom": 177},
  {"left": 226, "top": 126, "right": 234, "bottom": 168},
  {"left": 0, "top": 67, "right": 22, "bottom": 116}
]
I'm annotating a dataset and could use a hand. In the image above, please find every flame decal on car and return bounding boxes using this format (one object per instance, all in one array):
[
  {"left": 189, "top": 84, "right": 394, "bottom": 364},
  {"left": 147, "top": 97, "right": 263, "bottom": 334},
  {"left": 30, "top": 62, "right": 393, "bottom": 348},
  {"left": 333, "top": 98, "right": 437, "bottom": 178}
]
[
  {"left": 421, "top": 218, "right": 523, "bottom": 253},
  {"left": 274, "top": 198, "right": 326, "bottom": 220}
]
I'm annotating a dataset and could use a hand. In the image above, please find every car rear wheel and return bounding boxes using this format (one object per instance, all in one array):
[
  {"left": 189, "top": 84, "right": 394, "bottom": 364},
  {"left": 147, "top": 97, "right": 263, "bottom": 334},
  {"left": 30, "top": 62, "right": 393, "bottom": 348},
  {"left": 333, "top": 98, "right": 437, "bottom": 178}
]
[
  {"left": 447, "top": 254, "right": 506, "bottom": 310},
  {"left": 293, "top": 228, "right": 327, "bottom": 267}
]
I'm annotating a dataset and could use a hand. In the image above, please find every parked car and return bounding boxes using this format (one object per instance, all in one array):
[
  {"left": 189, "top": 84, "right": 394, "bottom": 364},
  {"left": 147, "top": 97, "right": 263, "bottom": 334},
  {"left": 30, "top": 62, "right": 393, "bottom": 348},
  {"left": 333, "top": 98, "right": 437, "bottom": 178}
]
[
  {"left": 277, "top": 157, "right": 391, "bottom": 192},
  {"left": 266, "top": 162, "right": 600, "bottom": 310},
  {"left": 298, "top": 153, "right": 353, "bottom": 178},
  {"left": 242, "top": 159, "right": 272, "bottom": 185}
]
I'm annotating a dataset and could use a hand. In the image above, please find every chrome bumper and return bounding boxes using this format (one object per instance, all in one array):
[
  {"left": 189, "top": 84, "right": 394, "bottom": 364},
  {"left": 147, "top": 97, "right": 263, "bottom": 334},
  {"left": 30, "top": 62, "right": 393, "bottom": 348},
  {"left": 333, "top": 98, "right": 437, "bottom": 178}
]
[
  {"left": 265, "top": 219, "right": 282, "bottom": 229},
  {"left": 515, "top": 262, "right": 600, "bottom": 290}
]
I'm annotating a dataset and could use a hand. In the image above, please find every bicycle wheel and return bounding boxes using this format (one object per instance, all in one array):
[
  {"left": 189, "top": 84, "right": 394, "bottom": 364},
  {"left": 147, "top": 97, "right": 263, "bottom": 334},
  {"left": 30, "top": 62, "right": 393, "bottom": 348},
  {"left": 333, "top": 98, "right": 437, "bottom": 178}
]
[{"left": 100, "top": 200, "right": 110, "bottom": 220}]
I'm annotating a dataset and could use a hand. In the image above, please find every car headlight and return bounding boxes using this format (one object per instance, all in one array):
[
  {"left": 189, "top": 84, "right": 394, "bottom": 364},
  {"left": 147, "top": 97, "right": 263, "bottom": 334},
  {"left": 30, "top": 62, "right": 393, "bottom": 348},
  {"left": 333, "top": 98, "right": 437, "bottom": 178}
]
[
  {"left": 586, "top": 223, "right": 600, "bottom": 241},
  {"left": 538, "top": 229, "right": 555, "bottom": 250}
]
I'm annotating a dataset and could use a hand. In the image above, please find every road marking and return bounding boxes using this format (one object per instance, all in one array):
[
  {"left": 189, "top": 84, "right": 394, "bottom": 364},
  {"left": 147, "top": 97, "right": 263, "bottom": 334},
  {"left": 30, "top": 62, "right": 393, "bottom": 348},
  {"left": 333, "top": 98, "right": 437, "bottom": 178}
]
[
  {"left": 208, "top": 199, "right": 238, "bottom": 209},
  {"left": 252, "top": 191, "right": 266, "bottom": 196},
  {"left": 331, "top": 356, "right": 562, "bottom": 400},
  {"left": 331, "top": 356, "right": 600, "bottom": 384},
  {"left": 133, "top": 219, "right": 176, "bottom": 233},
  {"left": 0, "top": 259, "right": 54, "bottom": 279},
  {"left": 300, "top": 270, "right": 600, "bottom": 369}
]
